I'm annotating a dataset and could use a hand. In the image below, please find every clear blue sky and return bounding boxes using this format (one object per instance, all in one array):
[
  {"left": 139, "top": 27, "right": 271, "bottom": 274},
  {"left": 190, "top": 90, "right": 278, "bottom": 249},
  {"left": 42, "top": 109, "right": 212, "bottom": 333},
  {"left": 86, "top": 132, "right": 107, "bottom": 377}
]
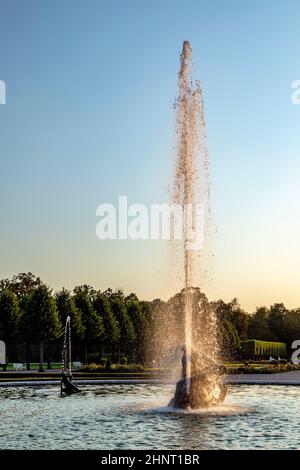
[{"left": 1, "top": 0, "right": 300, "bottom": 311}]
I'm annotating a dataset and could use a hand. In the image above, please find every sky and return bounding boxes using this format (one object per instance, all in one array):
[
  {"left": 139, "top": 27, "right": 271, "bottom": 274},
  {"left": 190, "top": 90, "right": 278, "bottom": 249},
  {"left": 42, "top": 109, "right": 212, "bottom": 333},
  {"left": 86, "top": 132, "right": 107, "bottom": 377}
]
[{"left": 1, "top": 0, "right": 300, "bottom": 312}]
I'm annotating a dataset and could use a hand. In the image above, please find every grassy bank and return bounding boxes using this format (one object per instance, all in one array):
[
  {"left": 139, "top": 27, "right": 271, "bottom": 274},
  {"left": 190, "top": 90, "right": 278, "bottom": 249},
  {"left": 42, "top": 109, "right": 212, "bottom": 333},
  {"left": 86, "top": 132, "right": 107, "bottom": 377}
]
[
  {"left": 225, "top": 363, "right": 300, "bottom": 374},
  {"left": 1, "top": 362, "right": 300, "bottom": 381},
  {"left": 80, "top": 362, "right": 300, "bottom": 375}
]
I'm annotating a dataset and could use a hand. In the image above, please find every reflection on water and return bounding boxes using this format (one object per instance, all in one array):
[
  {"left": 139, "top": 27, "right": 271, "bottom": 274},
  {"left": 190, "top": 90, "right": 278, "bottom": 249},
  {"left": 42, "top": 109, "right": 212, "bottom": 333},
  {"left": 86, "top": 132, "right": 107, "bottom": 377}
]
[{"left": 0, "top": 384, "right": 299, "bottom": 449}]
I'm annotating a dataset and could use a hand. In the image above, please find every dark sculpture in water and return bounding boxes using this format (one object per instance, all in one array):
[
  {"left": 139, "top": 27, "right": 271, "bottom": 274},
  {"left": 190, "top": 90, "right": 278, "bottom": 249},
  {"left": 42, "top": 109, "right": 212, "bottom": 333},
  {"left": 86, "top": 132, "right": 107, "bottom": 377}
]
[
  {"left": 61, "top": 370, "right": 81, "bottom": 395},
  {"left": 61, "top": 316, "right": 80, "bottom": 395},
  {"left": 169, "top": 347, "right": 227, "bottom": 409}
]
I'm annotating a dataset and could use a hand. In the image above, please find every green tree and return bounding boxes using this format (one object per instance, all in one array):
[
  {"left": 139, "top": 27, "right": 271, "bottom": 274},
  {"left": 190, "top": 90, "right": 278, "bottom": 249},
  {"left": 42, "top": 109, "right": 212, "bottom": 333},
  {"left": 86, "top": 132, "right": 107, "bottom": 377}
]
[
  {"left": 282, "top": 308, "right": 300, "bottom": 353},
  {"left": 18, "top": 294, "right": 33, "bottom": 369},
  {"left": 218, "top": 318, "right": 240, "bottom": 360},
  {"left": 216, "top": 298, "right": 248, "bottom": 340},
  {"left": 55, "top": 288, "right": 85, "bottom": 362},
  {"left": 143, "top": 298, "right": 166, "bottom": 364},
  {"left": 18, "top": 285, "right": 62, "bottom": 371},
  {"left": 248, "top": 307, "right": 276, "bottom": 341},
  {"left": 10, "top": 272, "right": 43, "bottom": 298},
  {"left": 213, "top": 300, "right": 241, "bottom": 360},
  {"left": 107, "top": 290, "right": 135, "bottom": 362},
  {"left": 229, "top": 298, "right": 249, "bottom": 340},
  {"left": 268, "top": 303, "right": 286, "bottom": 341},
  {"left": 74, "top": 286, "right": 104, "bottom": 363},
  {"left": 0, "top": 290, "right": 19, "bottom": 345},
  {"left": 93, "top": 291, "right": 120, "bottom": 358},
  {"left": 126, "top": 295, "right": 147, "bottom": 362},
  {"left": 55, "top": 288, "right": 85, "bottom": 341},
  {"left": 0, "top": 279, "right": 12, "bottom": 292}
]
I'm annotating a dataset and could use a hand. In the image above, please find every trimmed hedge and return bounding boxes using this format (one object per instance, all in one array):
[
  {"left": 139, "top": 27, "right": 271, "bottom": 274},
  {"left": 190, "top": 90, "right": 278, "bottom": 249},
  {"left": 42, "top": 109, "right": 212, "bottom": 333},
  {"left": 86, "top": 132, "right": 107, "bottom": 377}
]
[{"left": 240, "top": 340, "right": 287, "bottom": 360}]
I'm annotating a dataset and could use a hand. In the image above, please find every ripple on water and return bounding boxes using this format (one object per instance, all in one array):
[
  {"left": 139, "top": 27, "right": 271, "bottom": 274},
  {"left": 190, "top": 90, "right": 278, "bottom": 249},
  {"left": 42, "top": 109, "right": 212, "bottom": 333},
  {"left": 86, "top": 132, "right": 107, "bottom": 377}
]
[
  {"left": 0, "top": 384, "right": 299, "bottom": 449},
  {"left": 141, "top": 404, "right": 253, "bottom": 417}
]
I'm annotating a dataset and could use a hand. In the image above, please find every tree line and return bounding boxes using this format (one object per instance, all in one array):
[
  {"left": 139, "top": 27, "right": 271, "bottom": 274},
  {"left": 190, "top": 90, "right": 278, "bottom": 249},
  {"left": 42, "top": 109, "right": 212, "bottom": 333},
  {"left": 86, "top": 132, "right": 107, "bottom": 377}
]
[
  {"left": 213, "top": 299, "right": 300, "bottom": 359},
  {"left": 0, "top": 272, "right": 299, "bottom": 368},
  {"left": 0, "top": 273, "right": 148, "bottom": 369}
]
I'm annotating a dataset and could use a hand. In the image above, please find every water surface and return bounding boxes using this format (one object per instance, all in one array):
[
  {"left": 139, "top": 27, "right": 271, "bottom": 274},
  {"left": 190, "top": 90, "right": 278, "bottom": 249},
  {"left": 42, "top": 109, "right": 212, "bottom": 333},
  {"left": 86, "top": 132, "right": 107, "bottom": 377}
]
[{"left": 0, "top": 384, "right": 299, "bottom": 449}]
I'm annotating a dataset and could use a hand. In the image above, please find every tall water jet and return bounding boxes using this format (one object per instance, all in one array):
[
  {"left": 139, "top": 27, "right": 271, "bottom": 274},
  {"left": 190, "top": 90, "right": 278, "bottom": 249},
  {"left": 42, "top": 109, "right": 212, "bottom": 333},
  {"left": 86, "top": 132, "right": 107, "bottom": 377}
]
[
  {"left": 175, "top": 41, "right": 196, "bottom": 394},
  {"left": 174, "top": 41, "right": 202, "bottom": 395},
  {"left": 168, "top": 41, "right": 226, "bottom": 408}
]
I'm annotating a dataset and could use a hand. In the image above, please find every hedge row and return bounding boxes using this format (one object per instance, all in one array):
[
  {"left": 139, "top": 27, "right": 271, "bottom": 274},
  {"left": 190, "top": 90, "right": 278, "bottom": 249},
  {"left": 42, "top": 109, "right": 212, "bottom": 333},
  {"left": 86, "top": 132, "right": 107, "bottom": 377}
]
[{"left": 240, "top": 339, "right": 287, "bottom": 359}]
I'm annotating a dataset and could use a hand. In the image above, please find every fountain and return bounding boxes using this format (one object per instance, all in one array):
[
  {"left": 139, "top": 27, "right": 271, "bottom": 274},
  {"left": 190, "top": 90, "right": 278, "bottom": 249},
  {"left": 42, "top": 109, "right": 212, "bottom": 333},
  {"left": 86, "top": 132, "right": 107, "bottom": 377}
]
[
  {"left": 61, "top": 316, "right": 80, "bottom": 395},
  {"left": 169, "top": 41, "right": 226, "bottom": 409}
]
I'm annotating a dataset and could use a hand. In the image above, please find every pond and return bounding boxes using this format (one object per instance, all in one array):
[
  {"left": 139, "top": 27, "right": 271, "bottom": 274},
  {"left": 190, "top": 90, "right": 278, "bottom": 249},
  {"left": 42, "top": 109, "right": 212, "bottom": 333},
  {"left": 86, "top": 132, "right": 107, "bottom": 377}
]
[{"left": 0, "top": 384, "right": 299, "bottom": 449}]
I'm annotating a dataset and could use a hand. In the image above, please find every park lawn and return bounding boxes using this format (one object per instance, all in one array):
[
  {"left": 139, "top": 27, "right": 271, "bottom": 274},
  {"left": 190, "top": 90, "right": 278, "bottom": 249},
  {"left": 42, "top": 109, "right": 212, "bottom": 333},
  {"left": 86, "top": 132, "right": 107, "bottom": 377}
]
[{"left": 6, "top": 363, "right": 62, "bottom": 371}]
